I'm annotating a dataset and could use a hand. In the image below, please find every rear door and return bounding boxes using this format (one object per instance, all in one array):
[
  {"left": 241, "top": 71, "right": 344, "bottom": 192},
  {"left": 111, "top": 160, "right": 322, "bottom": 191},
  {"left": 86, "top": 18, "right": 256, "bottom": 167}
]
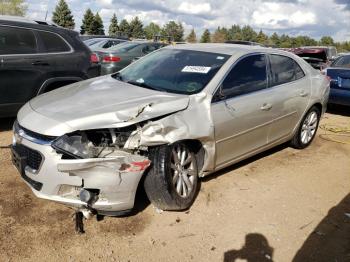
[
  {"left": 266, "top": 54, "right": 311, "bottom": 143},
  {"left": 34, "top": 29, "right": 80, "bottom": 82},
  {"left": 0, "top": 25, "right": 42, "bottom": 116}
]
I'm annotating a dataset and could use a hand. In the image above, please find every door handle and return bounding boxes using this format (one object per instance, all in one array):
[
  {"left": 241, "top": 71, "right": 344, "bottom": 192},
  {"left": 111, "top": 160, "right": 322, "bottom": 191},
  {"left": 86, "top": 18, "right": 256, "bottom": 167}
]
[
  {"left": 299, "top": 90, "right": 309, "bottom": 97},
  {"left": 32, "top": 61, "right": 50, "bottom": 66},
  {"left": 261, "top": 103, "right": 272, "bottom": 111}
]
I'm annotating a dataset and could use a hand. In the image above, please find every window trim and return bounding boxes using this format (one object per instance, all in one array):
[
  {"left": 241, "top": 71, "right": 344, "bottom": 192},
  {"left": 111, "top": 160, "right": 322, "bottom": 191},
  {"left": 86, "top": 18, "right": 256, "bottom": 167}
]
[
  {"left": 0, "top": 25, "right": 73, "bottom": 56},
  {"left": 267, "top": 53, "right": 306, "bottom": 88},
  {"left": 212, "top": 52, "right": 269, "bottom": 103}
]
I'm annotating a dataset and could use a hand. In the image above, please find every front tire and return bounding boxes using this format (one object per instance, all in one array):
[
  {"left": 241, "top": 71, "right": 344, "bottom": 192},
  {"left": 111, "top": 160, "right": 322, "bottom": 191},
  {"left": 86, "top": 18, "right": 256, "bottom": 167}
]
[
  {"left": 144, "top": 142, "right": 199, "bottom": 211},
  {"left": 291, "top": 106, "right": 320, "bottom": 149}
]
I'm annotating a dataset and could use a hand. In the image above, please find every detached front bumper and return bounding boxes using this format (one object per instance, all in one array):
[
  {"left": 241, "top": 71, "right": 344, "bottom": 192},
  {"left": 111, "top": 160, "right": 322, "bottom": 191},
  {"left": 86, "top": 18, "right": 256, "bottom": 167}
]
[{"left": 11, "top": 127, "right": 150, "bottom": 216}]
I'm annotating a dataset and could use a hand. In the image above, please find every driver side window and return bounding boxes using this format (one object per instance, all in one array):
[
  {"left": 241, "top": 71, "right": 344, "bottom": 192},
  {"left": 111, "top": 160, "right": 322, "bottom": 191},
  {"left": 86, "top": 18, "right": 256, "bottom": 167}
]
[{"left": 219, "top": 54, "right": 267, "bottom": 100}]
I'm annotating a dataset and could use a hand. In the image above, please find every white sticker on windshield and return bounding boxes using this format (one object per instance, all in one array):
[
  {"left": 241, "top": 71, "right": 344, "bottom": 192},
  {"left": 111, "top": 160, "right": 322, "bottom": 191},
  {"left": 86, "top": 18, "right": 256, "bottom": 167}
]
[
  {"left": 136, "top": 78, "right": 145, "bottom": 83},
  {"left": 216, "top": 56, "right": 225, "bottom": 60},
  {"left": 182, "top": 66, "right": 211, "bottom": 74}
]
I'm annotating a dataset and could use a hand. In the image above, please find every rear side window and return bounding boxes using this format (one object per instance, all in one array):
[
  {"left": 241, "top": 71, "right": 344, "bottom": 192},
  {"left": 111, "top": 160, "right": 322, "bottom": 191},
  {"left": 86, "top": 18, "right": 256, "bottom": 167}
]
[
  {"left": 0, "top": 26, "right": 37, "bottom": 55},
  {"left": 332, "top": 55, "right": 350, "bottom": 68},
  {"left": 221, "top": 54, "right": 267, "bottom": 98},
  {"left": 269, "top": 55, "right": 305, "bottom": 87},
  {"left": 36, "top": 30, "right": 70, "bottom": 53}
]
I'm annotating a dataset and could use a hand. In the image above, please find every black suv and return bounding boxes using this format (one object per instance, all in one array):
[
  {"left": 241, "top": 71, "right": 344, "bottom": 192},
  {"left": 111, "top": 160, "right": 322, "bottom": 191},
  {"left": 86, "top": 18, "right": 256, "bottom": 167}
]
[{"left": 0, "top": 16, "right": 100, "bottom": 117}]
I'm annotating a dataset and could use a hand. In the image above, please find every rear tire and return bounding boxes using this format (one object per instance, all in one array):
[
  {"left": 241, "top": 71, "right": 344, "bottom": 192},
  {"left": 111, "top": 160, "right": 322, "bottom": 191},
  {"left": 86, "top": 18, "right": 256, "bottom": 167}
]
[
  {"left": 144, "top": 142, "right": 199, "bottom": 211},
  {"left": 290, "top": 106, "right": 320, "bottom": 149}
]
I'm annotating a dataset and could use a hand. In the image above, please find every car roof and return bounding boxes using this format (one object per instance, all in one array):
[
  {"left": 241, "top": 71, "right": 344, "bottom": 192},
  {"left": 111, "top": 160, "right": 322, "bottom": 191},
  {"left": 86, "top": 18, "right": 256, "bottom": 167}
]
[
  {"left": 163, "top": 43, "right": 283, "bottom": 56},
  {"left": 0, "top": 15, "right": 77, "bottom": 36},
  {"left": 0, "top": 15, "right": 58, "bottom": 26}
]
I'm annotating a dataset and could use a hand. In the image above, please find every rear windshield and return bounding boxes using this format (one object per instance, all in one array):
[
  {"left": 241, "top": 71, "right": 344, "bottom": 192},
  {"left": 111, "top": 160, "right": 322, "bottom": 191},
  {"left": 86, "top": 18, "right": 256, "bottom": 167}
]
[
  {"left": 114, "top": 49, "right": 230, "bottom": 94},
  {"left": 107, "top": 42, "right": 141, "bottom": 52},
  {"left": 331, "top": 55, "right": 350, "bottom": 68}
]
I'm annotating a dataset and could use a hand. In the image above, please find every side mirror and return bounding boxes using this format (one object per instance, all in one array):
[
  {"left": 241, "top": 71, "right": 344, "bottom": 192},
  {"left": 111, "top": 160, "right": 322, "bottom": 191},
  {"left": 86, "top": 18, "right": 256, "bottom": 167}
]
[{"left": 213, "top": 86, "right": 227, "bottom": 102}]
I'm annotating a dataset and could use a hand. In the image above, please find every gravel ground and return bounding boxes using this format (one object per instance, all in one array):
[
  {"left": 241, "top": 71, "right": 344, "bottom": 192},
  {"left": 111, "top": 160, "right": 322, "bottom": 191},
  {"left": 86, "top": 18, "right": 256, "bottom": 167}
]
[{"left": 0, "top": 110, "right": 349, "bottom": 262}]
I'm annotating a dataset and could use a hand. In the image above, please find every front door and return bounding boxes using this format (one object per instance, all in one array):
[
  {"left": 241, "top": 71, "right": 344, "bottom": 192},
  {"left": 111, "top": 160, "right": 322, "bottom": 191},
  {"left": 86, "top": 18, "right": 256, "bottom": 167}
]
[{"left": 211, "top": 54, "right": 275, "bottom": 167}]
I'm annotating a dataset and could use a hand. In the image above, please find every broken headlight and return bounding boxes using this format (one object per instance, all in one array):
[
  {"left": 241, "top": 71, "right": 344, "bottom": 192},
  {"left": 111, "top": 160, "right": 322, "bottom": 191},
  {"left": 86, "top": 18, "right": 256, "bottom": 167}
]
[
  {"left": 52, "top": 134, "right": 94, "bottom": 159},
  {"left": 52, "top": 127, "right": 137, "bottom": 159}
]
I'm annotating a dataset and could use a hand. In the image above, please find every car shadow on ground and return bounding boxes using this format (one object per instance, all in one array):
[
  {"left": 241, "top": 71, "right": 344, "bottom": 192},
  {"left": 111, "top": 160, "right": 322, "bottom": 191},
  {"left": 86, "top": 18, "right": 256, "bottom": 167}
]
[
  {"left": 293, "top": 193, "right": 350, "bottom": 262},
  {"left": 202, "top": 143, "right": 289, "bottom": 183},
  {"left": 0, "top": 117, "right": 15, "bottom": 132},
  {"left": 327, "top": 104, "right": 350, "bottom": 117},
  {"left": 224, "top": 233, "right": 274, "bottom": 262}
]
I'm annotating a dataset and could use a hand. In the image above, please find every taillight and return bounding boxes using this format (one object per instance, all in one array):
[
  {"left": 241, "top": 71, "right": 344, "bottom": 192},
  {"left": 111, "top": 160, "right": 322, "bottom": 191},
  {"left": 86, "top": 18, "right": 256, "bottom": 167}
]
[
  {"left": 90, "top": 53, "right": 99, "bottom": 63},
  {"left": 103, "top": 56, "right": 121, "bottom": 63}
]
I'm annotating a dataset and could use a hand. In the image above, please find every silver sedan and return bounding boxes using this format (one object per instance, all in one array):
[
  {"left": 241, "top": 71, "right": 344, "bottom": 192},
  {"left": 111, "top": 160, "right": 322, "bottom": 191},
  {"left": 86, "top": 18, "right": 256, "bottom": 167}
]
[{"left": 12, "top": 44, "right": 329, "bottom": 217}]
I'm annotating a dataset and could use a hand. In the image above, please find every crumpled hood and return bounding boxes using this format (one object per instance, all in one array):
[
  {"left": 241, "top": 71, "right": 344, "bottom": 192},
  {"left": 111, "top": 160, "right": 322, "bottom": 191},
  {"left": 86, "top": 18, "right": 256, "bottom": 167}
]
[{"left": 20, "top": 76, "right": 189, "bottom": 136}]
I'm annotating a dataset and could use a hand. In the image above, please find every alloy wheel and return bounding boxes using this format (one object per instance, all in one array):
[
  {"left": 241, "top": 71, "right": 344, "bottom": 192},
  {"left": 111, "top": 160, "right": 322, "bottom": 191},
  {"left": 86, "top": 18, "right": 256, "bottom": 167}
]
[{"left": 170, "top": 144, "right": 197, "bottom": 198}]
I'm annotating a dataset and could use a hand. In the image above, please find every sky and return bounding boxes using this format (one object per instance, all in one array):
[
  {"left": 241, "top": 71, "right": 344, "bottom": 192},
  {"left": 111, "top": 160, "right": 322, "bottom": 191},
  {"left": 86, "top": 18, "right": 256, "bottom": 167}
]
[{"left": 26, "top": 0, "right": 350, "bottom": 41}]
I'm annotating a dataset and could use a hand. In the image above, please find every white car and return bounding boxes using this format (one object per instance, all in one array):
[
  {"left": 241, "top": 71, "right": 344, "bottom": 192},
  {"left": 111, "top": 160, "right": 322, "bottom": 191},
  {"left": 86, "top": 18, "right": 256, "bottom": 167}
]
[{"left": 12, "top": 44, "right": 329, "bottom": 218}]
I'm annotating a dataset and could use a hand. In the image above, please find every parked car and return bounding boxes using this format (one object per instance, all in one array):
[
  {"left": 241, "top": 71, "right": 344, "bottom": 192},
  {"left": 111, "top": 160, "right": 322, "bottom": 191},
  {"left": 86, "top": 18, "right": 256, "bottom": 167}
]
[
  {"left": 84, "top": 37, "right": 126, "bottom": 50},
  {"left": 324, "top": 54, "right": 350, "bottom": 106},
  {"left": 95, "top": 41, "right": 167, "bottom": 75},
  {"left": 80, "top": 35, "right": 128, "bottom": 42},
  {"left": 225, "top": 40, "right": 264, "bottom": 47},
  {"left": 287, "top": 46, "right": 337, "bottom": 70},
  {"left": 12, "top": 44, "right": 329, "bottom": 219},
  {"left": 0, "top": 15, "right": 100, "bottom": 117}
]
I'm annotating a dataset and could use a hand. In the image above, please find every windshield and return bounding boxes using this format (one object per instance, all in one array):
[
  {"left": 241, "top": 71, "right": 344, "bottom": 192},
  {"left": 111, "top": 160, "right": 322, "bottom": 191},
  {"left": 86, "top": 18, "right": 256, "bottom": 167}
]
[
  {"left": 113, "top": 49, "right": 230, "bottom": 94},
  {"left": 107, "top": 42, "right": 141, "bottom": 52},
  {"left": 331, "top": 55, "right": 350, "bottom": 68}
]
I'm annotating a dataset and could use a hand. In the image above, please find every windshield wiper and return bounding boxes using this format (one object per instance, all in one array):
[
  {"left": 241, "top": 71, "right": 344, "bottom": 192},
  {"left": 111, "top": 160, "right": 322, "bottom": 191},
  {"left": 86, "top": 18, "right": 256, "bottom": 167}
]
[
  {"left": 126, "top": 80, "right": 163, "bottom": 92},
  {"left": 112, "top": 72, "right": 123, "bottom": 81}
]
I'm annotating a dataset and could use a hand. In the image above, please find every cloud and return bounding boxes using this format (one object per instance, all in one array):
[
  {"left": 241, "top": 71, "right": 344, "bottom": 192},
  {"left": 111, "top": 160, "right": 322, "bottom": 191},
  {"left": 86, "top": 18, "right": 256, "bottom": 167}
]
[
  {"left": 178, "top": 2, "right": 211, "bottom": 15},
  {"left": 334, "top": 0, "right": 350, "bottom": 10},
  {"left": 24, "top": 0, "right": 350, "bottom": 41},
  {"left": 252, "top": 2, "right": 317, "bottom": 29}
]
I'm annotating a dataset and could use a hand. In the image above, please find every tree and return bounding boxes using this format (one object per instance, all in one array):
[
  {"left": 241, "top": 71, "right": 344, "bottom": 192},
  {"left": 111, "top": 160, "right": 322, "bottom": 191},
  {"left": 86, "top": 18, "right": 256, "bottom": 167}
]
[
  {"left": 279, "top": 34, "right": 292, "bottom": 48},
  {"left": 320, "top": 36, "right": 335, "bottom": 46},
  {"left": 211, "top": 27, "right": 227, "bottom": 43},
  {"left": 241, "top": 25, "right": 257, "bottom": 42},
  {"left": 228, "top": 25, "right": 242, "bottom": 40},
  {"left": 92, "top": 12, "right": 104, "bottom": 35},
  {"left": 129, "top": 16, "right": 144, "bottom": 38},
  {"left": 270, "top": 32, "right": 280, "bottom": 47},
  {"left": 200, "top": 29, "right": 211, "bottom": 43},
  {"left": 186, "top": 29, "right": 197, "bottom": 43},
  {"left": 256, "top": 30, "right": 268, "bottom": 45},
  {"left": 119, "top": 19, "right": 130, "bottom": 38},
  {"left": 80, "top": 9, "right": 94, "bottom": 35},
  {"left": 0, "top": 0, "right": 27, "bottom": 16},
  {"left": 161, "top": 21, "right": 184, "bottom": 42},
  {"left": 144, "top": 22, "right": 161, "bottom": 40},
  {"left": 52, "top": 0, "right": 75, "bottom": 29},
  {"left": 108, "top": 13, "right": 119, "bottom": 36}
]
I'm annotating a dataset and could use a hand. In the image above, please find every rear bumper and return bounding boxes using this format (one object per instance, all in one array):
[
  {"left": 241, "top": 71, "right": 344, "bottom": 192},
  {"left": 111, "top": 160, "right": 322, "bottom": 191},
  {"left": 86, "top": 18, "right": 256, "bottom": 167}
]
[{"left": 329, "top": 89, "right": 350, "bottom": 106}]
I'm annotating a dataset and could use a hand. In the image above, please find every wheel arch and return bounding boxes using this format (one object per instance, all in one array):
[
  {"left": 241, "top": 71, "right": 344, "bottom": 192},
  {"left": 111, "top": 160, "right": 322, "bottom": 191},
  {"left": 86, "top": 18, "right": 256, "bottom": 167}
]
[{"left": 37, "top": 77, "right": 83, "bottom": 95}]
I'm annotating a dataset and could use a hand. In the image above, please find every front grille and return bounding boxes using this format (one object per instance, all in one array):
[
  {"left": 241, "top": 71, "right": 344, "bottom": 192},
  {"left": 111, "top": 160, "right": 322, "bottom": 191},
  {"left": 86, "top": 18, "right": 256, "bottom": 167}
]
[{"left": 15, "top": 144, "right": 43, "bottom": 171}]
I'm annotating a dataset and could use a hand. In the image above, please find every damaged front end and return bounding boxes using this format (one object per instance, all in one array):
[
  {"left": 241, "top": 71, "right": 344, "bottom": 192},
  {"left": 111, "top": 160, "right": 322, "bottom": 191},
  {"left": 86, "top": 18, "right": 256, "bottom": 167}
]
[
  {"left": 11, "top": 120, "right": 152, "bottom": 224},
  {"left": 51, "top": 126, "right": 151, "bottom": 216}
]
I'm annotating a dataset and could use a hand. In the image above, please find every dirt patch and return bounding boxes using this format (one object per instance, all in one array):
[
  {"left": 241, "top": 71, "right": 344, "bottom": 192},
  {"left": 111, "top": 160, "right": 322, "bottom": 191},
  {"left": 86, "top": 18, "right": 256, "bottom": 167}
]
[{"left": 0, "top": 112, "right": 349, "bottom": 261}]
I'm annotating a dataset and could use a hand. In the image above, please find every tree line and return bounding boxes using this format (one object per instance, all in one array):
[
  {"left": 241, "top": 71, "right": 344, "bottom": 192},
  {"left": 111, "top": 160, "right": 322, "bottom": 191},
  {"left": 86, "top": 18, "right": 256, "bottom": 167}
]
[{"left": 2, "top": 0, "right": 350, "bottom": 51}]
